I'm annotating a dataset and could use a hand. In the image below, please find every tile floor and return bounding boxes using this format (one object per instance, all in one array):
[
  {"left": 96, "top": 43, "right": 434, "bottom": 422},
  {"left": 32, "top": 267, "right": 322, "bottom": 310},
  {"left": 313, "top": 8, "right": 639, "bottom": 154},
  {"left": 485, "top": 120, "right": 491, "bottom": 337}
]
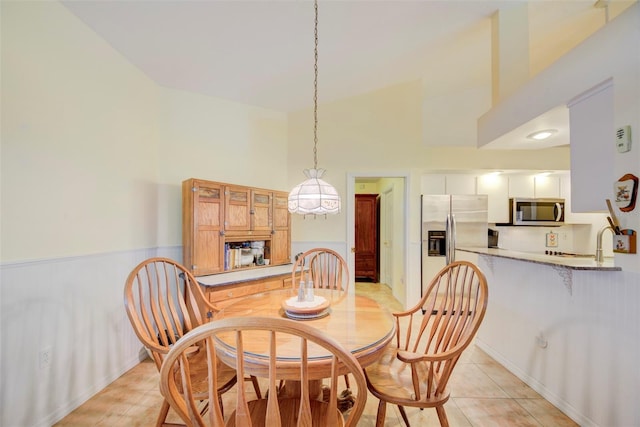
[{"left": 55, "top": 283, "right": 578, "bottom": 426}]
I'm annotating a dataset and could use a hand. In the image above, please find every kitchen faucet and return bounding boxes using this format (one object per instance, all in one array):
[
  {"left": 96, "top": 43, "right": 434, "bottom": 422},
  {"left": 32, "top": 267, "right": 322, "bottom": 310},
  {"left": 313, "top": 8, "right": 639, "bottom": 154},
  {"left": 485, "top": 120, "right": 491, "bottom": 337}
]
[{"left": 595, "top": 225, "right": 614, "bottom": 263}]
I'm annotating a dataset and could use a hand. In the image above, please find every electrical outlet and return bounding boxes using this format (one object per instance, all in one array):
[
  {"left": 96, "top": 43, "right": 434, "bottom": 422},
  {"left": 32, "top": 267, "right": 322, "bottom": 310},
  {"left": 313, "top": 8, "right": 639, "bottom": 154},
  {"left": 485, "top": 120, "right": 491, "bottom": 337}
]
[
  {"left": 40, "top": 347, "right": 52, "bottom": 369},
  {"left": 536, "top": 333, "right": 548, "bottom": 349}
]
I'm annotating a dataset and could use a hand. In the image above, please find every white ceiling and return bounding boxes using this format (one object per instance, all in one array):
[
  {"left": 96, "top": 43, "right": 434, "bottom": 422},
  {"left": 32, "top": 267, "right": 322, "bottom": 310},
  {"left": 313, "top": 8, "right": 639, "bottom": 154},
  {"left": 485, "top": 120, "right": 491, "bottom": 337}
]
[{"left": 61, "top": 0, "right": 634, "bottom": 146}]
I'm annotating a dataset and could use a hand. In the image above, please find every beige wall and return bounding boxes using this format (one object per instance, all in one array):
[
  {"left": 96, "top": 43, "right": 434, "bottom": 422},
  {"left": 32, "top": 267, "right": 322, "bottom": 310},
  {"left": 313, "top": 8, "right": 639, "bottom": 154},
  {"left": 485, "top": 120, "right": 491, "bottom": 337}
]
[
  {"left": 287, "top": 79, "right": 571, "bottom": 305},
  {"left": 0, "top": 3, "right": 289, "bottom": 425},
  {"left": 0, "top": 1, "right": 288, "bottom": 263},
  {"left": 287, "top": 79, "right": 570, "bottom": 242}
]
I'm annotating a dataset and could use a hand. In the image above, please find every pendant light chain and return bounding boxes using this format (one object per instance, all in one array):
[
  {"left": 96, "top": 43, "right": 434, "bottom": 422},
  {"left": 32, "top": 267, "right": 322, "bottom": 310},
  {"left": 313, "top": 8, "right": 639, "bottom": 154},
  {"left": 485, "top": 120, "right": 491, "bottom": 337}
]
[
  {"left": 287, "top": 0, "right": 341, "bottom": 216},
  {"left": 313, "top": 0, "right": 318, "bottom": 171}
]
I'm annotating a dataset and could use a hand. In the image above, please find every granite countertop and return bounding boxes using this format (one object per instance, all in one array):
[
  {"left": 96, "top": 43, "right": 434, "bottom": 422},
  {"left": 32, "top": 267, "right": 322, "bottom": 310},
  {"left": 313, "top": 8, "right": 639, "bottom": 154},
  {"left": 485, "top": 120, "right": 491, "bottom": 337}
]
[
  {"left": 458, "top": 247, "right": 621, "bottom": 271},
  {"left": 197, "top": 264, "right": 293, "bottom": 287}
]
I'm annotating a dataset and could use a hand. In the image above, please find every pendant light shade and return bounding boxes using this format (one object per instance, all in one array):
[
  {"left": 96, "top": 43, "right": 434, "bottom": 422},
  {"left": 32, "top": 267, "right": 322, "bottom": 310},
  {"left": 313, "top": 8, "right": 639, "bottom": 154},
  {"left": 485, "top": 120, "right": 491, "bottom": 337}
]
[
  {"left": 288, "top": 168, "right": 341, "bottom": 215},
  {"left": 288, "top": 0, "right": 341, "bottom": 217}
]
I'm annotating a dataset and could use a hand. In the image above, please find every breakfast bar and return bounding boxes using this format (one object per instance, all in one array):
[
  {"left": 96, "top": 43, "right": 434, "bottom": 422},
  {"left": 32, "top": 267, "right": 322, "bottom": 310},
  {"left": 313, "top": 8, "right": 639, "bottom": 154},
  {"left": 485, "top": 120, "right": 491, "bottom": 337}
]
[
  {"left": 458, "top": 247, "right": 620, "bottom": 271},
  {"left": 459, "top": 247, "right": 637, "bottom": 426},
  {"left": 458, "top": 247, "right": 620, "bottom": 296}
]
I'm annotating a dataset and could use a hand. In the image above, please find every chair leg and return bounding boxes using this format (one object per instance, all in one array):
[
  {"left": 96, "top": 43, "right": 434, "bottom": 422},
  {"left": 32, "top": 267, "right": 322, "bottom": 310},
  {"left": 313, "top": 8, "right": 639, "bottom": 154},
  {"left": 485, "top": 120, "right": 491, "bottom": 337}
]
[
  {"left": 250, "top": 375, "right": 262, "bottom": 399},
  {"left": 435, "top": 405, "right": 450, "bottom": 427},
  {"left": 157, "top": 400, "right": 170, "bottom": 427},
  {"left": 398, "top": 405, "right": 411, "bottom": 427},
  {"left": 343, "top": 374, "right": 351, "bottom": 389},
  {"left": 375, "top": 400, "right": 387, "bottom": 427}
]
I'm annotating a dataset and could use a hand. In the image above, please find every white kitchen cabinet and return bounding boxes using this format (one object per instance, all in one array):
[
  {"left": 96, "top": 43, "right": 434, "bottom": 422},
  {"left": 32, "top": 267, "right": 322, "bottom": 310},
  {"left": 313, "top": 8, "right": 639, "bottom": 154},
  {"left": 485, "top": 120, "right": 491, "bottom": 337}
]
[
  {"left": 508, "top": 175, "right": 535, "bottom": 198},
  {"left": 421, "top": 174, "right": 476, "bottom": 195},
  {"left": 477, "top": 173, "right": 509, "bottom": 223},
  {"left": 421, "top": 174, "right": 446, "bottom": 195},
  {"left": 534, "top": 175, "right": 561, "bottom": 198},
  {"left": 445, "top": 174, "right": 476, "bottom": 195}
]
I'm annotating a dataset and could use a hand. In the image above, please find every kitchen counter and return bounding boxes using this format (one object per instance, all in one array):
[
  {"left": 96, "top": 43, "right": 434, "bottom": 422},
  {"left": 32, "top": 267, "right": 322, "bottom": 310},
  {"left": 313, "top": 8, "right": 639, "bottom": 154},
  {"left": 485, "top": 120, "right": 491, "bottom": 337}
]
[
  {"left": 197, "top": 264, "right": 293, "bottom": 287},
  {"left": 458, "top": 247, "right": 621, "bottom": 271}
]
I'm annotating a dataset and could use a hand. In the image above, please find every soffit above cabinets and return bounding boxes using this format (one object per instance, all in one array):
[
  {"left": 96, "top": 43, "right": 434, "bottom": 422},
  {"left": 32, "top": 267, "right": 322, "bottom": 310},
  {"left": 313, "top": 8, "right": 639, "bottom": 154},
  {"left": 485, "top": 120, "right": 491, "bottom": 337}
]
[{"left": 478, "top": 105, "right": 570, "bottom": 150}]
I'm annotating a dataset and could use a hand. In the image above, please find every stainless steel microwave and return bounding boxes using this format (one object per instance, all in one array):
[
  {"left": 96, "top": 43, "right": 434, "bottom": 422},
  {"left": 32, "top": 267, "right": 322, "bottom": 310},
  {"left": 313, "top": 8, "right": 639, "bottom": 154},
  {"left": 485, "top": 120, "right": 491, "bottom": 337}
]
[{"left": 508, "top": 198, "right": 565, "bottom": 226}]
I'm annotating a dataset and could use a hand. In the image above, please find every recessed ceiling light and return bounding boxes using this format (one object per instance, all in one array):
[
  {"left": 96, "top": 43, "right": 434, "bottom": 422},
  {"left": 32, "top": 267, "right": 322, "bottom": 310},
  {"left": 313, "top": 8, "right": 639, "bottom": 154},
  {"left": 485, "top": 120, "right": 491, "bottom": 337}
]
[{"left": 526, "top": 129, "right": 557, "bottom": 141}]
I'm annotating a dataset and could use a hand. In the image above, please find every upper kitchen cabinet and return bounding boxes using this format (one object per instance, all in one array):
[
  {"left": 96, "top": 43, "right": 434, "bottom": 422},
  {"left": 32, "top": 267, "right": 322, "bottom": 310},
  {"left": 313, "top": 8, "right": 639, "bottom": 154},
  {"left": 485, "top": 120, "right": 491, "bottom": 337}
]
[
  {"left": 508, "top": 175, "right": 535, "bottom": 198},
  {"left": 568, "top": 80, "right": 614, "bottom": 212},
  {"left": 533, "top": 175, "right": 561, "bottom": 198},
  {"left": 421, "top": 174, "right": 446, "bottom": 195},
  {"left": 445, "top": 174, "right": 476, "bottom": 195},
  {"left": 420, "top": 174, "right": 476, "bottom": 195},
  {"left": 477, "top": 173, "right": 509, "bottom": 223},
  {"left": 509, "top": 174, "right": 561, "bottom": 199}
]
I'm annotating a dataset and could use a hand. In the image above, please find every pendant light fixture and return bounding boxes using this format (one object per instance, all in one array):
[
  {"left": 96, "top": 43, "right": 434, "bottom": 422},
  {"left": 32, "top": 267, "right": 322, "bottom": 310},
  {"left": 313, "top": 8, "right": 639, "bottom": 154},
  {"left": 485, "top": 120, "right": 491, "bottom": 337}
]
[{"left": 288, "top": 0, "right": 341, "bottom": 217}]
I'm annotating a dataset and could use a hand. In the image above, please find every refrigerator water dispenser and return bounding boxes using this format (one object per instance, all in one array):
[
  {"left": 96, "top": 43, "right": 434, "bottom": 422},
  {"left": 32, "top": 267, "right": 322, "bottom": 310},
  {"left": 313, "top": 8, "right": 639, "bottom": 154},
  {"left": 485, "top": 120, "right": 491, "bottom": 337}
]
[{"left": 427, "top": 230, "right": 447, "bottom": 256}]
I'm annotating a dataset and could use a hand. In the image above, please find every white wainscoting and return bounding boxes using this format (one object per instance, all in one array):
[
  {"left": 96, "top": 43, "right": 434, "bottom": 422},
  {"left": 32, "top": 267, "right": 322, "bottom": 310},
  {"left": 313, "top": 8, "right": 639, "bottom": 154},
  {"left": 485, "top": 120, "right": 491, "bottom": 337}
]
[
  {"left": 475, "top": 255, "right": 640, "bottom": 427},
  {"left": 0, "top": 246, "right": 181, "bottom": 427}
]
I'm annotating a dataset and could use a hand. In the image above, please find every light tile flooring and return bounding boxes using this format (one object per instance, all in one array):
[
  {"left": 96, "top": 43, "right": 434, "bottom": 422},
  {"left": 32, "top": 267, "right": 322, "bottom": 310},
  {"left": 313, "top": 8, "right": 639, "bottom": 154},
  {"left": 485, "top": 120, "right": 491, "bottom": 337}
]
[{"left": 55, "top": 283, "right": 578, "bottom": 426}]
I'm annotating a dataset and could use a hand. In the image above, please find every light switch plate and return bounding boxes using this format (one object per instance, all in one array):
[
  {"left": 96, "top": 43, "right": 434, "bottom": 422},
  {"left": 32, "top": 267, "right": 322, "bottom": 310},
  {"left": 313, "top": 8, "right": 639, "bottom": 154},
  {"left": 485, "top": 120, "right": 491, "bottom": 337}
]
[{"left": 616, "top": 126, "right": 631, "bottom": 153}]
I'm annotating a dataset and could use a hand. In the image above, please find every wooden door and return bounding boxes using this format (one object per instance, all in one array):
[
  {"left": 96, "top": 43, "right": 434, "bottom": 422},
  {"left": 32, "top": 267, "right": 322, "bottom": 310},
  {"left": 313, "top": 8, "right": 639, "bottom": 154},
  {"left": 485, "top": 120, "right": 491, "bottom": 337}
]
[
  {"left": 182, "top": 179, "right": 225, "bottom": 275},
  {"left": 355, "top": 194, "right": 379, "bottom": 281}
]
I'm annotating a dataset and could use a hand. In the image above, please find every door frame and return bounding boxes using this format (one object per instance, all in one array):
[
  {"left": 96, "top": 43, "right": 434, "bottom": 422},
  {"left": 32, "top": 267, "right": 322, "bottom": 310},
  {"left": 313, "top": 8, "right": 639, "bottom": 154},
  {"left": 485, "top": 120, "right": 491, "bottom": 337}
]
[
  {"left": 347, "top": 171, "right": 409, "bottom": 304},
  {"left": 381, "top": 185, "right": 394, "bottom": 285}
]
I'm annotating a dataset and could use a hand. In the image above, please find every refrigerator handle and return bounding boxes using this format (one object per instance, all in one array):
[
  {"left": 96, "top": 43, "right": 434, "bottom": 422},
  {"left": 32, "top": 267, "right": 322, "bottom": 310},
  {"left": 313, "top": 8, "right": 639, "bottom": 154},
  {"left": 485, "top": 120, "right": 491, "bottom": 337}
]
[
  {"left": 450, "top": 213, "right": 456, "bottom": 264},
  {"left": 445, "top": 213, "right": 456, "bottom": 265}
]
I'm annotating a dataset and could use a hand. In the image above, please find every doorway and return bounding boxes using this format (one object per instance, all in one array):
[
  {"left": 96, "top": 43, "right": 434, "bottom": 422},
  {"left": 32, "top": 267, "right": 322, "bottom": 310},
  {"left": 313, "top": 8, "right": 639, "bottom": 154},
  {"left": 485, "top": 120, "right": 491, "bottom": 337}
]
[{"left": 348, "top": 173, "right": 408, "bottom": 306}]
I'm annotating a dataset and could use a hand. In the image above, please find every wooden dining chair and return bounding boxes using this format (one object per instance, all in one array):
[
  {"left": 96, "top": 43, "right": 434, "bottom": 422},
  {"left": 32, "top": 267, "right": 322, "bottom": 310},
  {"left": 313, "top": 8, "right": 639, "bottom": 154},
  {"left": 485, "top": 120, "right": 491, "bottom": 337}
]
[
  {"left": 291, "top": 248, "right": 349, "bottom": 302},
  {"left": 291, "top": 248, "right": 351, "bottom": 389},
  {"left": 159, "top": 316, "right": 367, "bottom": 427},
  {"left": 123, "top": 257, "right": 258, "bottom": 427},
  {"left": 364, "top": 261, "right": 489, "bottom": 427}
]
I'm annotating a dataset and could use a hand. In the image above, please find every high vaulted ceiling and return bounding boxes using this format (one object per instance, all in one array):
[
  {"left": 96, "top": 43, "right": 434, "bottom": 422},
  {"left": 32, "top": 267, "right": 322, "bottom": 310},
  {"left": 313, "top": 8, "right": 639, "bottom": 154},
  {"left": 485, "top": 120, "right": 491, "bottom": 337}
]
[
  {"left": 63, "top": 0, "right": 632, "bottom": 111},
  {"left": 62, "top": 0, "right": 634, "bottom": 115}
]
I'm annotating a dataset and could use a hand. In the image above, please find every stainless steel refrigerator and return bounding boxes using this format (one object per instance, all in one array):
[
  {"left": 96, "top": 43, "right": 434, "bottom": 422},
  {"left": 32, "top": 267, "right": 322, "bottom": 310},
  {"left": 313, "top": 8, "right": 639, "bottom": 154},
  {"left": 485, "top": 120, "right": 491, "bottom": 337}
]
[{"left": 421, "top": 194, "right": 488, "bottom": 298}]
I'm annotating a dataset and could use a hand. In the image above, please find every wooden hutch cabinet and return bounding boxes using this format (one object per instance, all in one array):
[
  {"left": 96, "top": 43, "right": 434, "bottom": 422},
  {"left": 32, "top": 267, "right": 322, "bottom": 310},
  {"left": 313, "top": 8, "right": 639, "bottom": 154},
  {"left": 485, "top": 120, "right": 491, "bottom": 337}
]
[{"left": 182, "top": 178, "right": 291, "bottom": 277}]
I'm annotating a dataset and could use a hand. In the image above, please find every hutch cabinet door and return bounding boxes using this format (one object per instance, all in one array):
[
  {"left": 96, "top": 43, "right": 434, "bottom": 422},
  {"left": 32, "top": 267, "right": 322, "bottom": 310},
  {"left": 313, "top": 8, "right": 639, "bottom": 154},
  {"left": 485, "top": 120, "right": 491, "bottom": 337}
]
[
  {"left": 270, "top": 191, "right": 291, "bottom": 265},
  {"left": 251, "top": 189, "right": 272, "bottom": 232},
  {"left": 224, "top": 185, "right": 251, "bottom": 232},
  {"left": 270, "top": 229, "right": 290, "bottom": 265},
  {"left": 272, "top": 191, "right": 290, "bottom": 230},
  {"left": 182, "top": 179, "right": 225, "bottom": 275}
]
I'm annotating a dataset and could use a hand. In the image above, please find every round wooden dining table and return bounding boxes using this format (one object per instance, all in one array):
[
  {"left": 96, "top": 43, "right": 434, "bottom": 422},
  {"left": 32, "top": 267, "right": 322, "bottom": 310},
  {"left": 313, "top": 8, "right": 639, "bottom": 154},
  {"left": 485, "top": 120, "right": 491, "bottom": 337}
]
[{"left": 215, "top": 288, "right": 395, "bottom": 383}]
